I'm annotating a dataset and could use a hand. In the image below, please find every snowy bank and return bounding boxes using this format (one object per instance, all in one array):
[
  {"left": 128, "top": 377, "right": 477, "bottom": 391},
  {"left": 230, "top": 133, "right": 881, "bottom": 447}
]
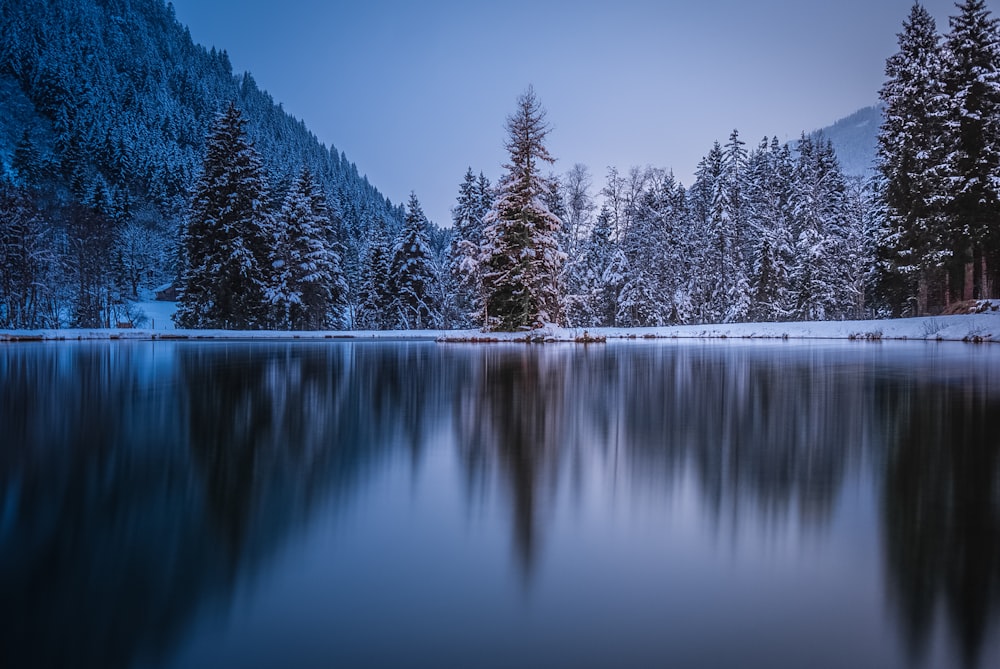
[
  {"left": 2, "top": 310, "right": 999, "bottom": 344},
  {"left": 461, "top": 312, "right": 998, "bottom": 344}
]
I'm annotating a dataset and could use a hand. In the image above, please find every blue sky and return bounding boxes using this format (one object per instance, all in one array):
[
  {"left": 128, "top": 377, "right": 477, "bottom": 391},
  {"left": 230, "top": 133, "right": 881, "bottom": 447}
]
[{"left": 168, "top": 0, "right": 998, "bottom": 227}]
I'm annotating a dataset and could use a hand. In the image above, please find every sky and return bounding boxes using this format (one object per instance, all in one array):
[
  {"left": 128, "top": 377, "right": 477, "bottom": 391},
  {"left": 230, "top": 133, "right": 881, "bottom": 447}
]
[{"left": 168, "top": 0, "right": 999, "bottom": 228}]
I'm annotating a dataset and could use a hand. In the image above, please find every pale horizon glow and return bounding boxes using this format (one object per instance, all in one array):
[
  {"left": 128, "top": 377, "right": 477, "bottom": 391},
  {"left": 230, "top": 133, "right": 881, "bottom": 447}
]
[{"left": 168, "top": 0, "right": 998, "bottom": 227}]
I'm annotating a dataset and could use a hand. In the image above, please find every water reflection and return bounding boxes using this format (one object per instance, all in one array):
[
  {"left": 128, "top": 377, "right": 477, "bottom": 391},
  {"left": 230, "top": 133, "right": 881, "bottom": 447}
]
[
  {"left": 880, "top": 374, "right": 1000, "bottom": 668},
  {"left": 455, "top": 346, "right": 570, "bottom": 578},
  {"left": 0, "top": 340, "right": 998, "bottom": 668}
]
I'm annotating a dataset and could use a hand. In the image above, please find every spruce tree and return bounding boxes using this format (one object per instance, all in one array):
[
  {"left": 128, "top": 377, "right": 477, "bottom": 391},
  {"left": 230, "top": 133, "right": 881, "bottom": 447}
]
[
  {"left": 588, "top": 207, "right": 619, "bottom": 326},
  {"left": 877, "top": 2, "right": 948, "bottom": 314},
  {"left": 710, "top": 130, "right": 752, "bottom": 323},
  {"left": 389, "top": 193, "right": 440, "bottom": 329},
  {"left": 355, "top": 228, "right": 393, "bottom": 330},
  {"left": 791, "top": 136, "right": 848, "bottom": 320},
  {"left": 448, "top": 168, "right": 485, "bottom": 326},
  {"left": 747, "top": 138, "right": 795, "bottom": 321},
  {"left": 479, "top": 86, "right": 565, "bottom": 330},
  {"left": 175, "top": 103, "right": 272, "bottom": 329},
  {"left": 0, "top": 181, "right": 59, "bottom": 329},
  {"left": 560, "top": 164, "right": 599, "bottom": 326},
  {"left": 268, "top": 167, "right": 348, "bottom": 330},
  {"left": 688, "top": 143, "right": 724, "bottom": 323},
  {"left": 942, "top": 0, "right": 1000, "bottom": 299}
]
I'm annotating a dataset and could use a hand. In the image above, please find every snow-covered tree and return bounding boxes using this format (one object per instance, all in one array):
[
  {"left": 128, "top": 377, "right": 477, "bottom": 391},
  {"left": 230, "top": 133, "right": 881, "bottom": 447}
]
[
  {"left": 479, "top": 87, "right": 565, "bottom": 330},
  {"left": 175, "top": 103, "right": 273, "bottom": 329},
  {"left": 877, "top": 2, "right": 949, "bottom": 315},
  {"left": 942, "top": 0, "right": 1000, "bottom": 299},
  {"left": 842, "top": 175, "right": 880, "bottom": 318},
  {"left": 0, "top": 181, "right": 60, "bottom": 329},
  {"left": 355, "top": 228, "right": 393, "bottom": 330},
  {"left": 791, "top": 135, "right": 848, "bottom": 320},
  {"left": 709, "top": 129, "right": 752, "bottom": 323},
  {"left": 389, "top": 192, "right": 440, "bottom": 329},
  {"left": 561, "top": 163, "right": 596, "bottom": 261},
  {"left": 267, "top": 167, "right": 348, "bottom": 330},
  {"left": 688, "top": 142, "right": 724, "bottom": 322},
  {"left": 573, "top": 206, "right": 617, "bottom": 327},
  {"left": 448, "top": 168, "right": 489, "bottom": 327},
  {"left": 747, "top": 138, "right": 796, "bottom": 321}
]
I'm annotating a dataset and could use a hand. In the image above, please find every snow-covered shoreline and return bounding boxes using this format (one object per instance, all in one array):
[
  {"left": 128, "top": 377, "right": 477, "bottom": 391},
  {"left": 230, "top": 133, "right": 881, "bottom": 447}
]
[{"left": 2, "top": 312, "right": 999, "bottom": 344}]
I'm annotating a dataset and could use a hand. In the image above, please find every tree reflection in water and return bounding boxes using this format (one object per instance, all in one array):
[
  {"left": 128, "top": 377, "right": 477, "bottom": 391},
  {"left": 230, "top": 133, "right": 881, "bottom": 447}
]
[
  {"left": 880, "top": 374, "right": 1000, "bottom": 669},
  {"left": 458, "top": 342, "right": 1000, "bottom": 666},
  {"left": 0, "top": 340, "right": 998, "bottom": 668}
]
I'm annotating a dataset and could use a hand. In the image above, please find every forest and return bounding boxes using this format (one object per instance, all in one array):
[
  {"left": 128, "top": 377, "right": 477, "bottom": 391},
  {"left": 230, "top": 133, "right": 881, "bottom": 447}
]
[{"left": 1, "top": 0, "right": 998, "bottom": 330}]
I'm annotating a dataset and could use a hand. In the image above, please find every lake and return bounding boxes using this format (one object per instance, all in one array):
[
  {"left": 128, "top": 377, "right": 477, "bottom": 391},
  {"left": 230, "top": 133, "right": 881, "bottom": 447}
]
[{"left": 1, "top": 339, "right": 999, "bottom": 669}]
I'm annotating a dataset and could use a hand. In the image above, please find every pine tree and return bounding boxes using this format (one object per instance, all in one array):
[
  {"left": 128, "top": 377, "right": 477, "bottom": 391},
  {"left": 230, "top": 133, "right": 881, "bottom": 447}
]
[
  {"left": 448, "top": 168, "right": 486, "bottom": 326},
  {"left": 355, "top": 228, "right": 393, "bottom": 330},
  {"left": 586, "top": 206, "right": 618, "bottom": 326},
  {"left": 614, "top": 169, "right": 680, "bottom": 327},
  {"left": 175, "top": 103, "right": 273, "bottom": 329},
  {"left": 877, "top": 2, "right": 949, "bottom": 314},
  {"left": 561, "top": 166, "right": 600, "bottom": 326},
  {"left": 0, "top": 180, "right": 60, "bottom": 329},
  {"left": 389, "top": 193, "right": 440, "bottom": 329},
  {"left": 561, "top": 163, "right": 596, "bottom": 262},
  {"left": 747, "top": 138, "right": 796, "bottom": 321},
  {"left": 942, "top": 0, "right": 1000, "bottom": 299},
  {"left": 267, "top": 167, "right": 348, "bottom": 330},
  {"left": 688, "top": 142, "right": 724, "bottom": 323},
  {"left": 715, "top": 130, "right": 752, "bottom": 323},
  {"left": 791, "top": 136, "right": 848, "bottom": 320},
  {"left": 479, "top": 87, "right": 565, "bottom": 330},
  {"left": 842, "top": 175, "right": 880, "bottom": 318}
]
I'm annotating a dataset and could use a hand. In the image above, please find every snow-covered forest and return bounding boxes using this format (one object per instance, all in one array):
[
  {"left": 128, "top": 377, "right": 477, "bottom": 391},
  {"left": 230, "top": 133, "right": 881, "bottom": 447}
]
[
  {"left": 0, "top": 0, "right": 407, "bottom": 329},
  {"left": 1, "top": 0, "right": 999, "bottom": 331}
]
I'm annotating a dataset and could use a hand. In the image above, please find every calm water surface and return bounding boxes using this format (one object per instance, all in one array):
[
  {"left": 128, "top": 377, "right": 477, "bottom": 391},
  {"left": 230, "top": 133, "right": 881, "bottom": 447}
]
[{"left": 1, "top": 340, "right": 1000, "bottom": 669}]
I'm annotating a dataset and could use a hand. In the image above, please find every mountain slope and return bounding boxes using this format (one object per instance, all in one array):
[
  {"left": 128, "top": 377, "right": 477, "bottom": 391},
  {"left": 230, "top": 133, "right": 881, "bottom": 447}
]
[
  {"left": 811, "top": 105, "right": 882, "bottom": 177},
  {"left": 0, "top": 0, "right": 404, "bottom": 252}
]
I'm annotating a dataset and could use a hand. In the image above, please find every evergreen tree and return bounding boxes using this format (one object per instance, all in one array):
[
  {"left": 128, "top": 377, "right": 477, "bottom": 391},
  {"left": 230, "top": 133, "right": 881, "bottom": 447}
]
[
  {"left": 712, "top": 129, "right": 752, "bottom": 323},
  {"left": 479, "top": 87, "right": 565, "bottom": 330},
  {"left": 267, "top": 167, "right": 348, "bottom": 330},
  {"left": 561, "top": 165, "right": 600, "bottom": 326},
  {"left": 389, "top": 192, "right": 440, "bottom": 329},
  {"left": 842, "top": 175, "right": 880, "bottom": 318},
  {"left": 448, "top": 168, "right": 486, "bottom": 326},
  {"left": 747, "top": 138, "right": 796, "bottom": 321},
  {"left": 561, "top": 163, "right": 596, "bottom": 262},
  {"left": 175, "top": 103, "right": 273, "bottom": 329},
  {"left": 791, "top": 136, "right": 848, "bottom": 320},
  {"left": 586, "top": 206, "right": 618, "bottom": 326},
  {"left": 877, "top": 2, "right": 949, "bottom": 314},
  {"left": 688, "top": 142, "right": 724, "bottom": 322},
  {"left": 0, "top": 181, "right": 60, "bottom": 329},
  {"left": 613, "top": 169, "right": 683, "bottom": 327},
  {"left": 66, "top": 197, "right": 119, "bottom": 328},
  {"left": 355, "top": 228, "right": 393, "bottom": 330},
  {"left": 942, "top": 0, "right": 1000, "bottom": 299}
]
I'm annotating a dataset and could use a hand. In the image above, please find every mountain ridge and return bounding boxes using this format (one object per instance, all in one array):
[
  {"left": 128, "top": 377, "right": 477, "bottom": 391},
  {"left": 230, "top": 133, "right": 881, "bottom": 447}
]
[
  {"left": 0, "top": 0, "right": 405, "bottom": 262},
  {"left": 811, "top": 104, "right": 882, "bottom": 177}
]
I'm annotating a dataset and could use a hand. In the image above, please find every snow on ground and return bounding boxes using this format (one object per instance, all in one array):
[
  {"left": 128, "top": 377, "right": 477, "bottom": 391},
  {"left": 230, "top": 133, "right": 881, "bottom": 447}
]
[
  {"left": 2, "top": 307, "right": 999, "bottom": 344},
  {"left": 130, "top": 301, "right": 177, "bottom": 330},
  {"left": 1, "top": 300, "right": 998, "bottom": 343}
]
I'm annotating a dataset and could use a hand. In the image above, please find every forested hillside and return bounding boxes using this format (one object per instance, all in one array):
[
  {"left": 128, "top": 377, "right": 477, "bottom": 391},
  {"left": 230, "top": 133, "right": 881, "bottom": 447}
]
[
  {"left": 812, "top": 105, "right": 881, "bottom": 178},
  {"left": 0, "top": 0, "right": 405, "bottom": 327}
]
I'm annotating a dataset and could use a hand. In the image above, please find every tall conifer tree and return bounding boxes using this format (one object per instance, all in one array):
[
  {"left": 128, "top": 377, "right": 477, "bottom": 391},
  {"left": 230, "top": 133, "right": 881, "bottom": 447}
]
[
  {"left": 268, "top": 167, "right": 348, "bottom": 330},
  {"left": 942, "top": 0, "right": 1000, "bottom": 299},
  {"left": 175, "top": 103, "right": 272, "bottom": 329},
  {"left": 877, "top": 2, "right": 948, "bottom": 314},
  {"left": 389, "top": 193, "right": 440, "bottom": 329},
  {"left": 479, "top": 87, "right": 565, "bottom": 330}
]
